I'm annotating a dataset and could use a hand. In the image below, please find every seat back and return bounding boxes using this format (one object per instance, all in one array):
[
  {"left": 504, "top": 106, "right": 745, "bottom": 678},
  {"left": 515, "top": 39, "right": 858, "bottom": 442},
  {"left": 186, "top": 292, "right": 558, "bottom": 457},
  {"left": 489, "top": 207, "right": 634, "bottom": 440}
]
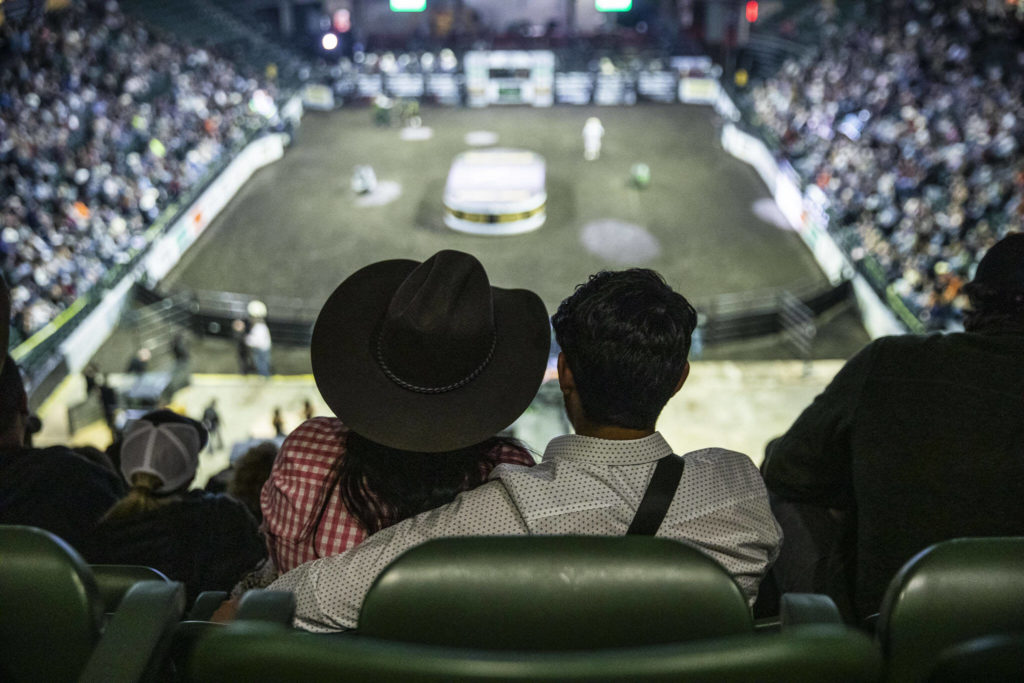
[
  {"left": 0, "top": 525, "right": 103, "bottom": 682},
  {"left": 359, "top": 536, "right": 753, "bottom": 650},
  {"left": 877, "top": 537, "right": 1024, "bottom": 682},
  {"left": 926, "top": 632, "right": 1024, "bottom": 683},
  {"left": 78, "top": 580, "right": 186, "bottom": 683},
  {"left": 190, "top": 623, "right": 882, "bottom": 683},
  {"left": 91, "top": 564, "right": 170, "bottom": 613}
]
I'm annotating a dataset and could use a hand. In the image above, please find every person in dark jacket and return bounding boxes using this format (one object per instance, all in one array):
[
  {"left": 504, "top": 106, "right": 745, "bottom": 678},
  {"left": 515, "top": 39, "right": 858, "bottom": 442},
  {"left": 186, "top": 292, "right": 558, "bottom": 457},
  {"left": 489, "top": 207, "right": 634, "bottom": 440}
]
[
  {"left": 762, "top": 233, "right": 1024, "bottom": 621},
  {"left": 0, "top": 355, "right": 123, "bottom": 558},
  {"left": 89, "top": 410, "right": 266, "bottom": 604}
]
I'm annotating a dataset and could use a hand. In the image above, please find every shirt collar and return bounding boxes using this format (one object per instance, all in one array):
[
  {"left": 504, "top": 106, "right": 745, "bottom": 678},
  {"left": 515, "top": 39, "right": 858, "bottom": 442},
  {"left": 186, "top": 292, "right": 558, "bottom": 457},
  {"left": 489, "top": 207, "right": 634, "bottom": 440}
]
[{"left": 541, "top": 432, "right": 674, "bottom": 466}]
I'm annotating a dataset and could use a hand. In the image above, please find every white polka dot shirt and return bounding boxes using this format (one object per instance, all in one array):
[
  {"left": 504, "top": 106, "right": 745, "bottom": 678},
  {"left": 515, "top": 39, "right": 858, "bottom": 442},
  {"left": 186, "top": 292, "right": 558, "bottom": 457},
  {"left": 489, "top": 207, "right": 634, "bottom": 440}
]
[{"left": 268, "top": 432, "right": 782, "bottom": 632}]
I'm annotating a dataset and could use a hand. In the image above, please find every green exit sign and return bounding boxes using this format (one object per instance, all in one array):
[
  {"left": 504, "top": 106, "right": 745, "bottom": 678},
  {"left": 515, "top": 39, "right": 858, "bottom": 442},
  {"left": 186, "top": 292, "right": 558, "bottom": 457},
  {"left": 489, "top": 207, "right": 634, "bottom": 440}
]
[
  {"left": 390, "top": 0, "right": 426, "bottom": 11},
  {"left": 596, "top": 0, "right": 632, "bottom": 11}
]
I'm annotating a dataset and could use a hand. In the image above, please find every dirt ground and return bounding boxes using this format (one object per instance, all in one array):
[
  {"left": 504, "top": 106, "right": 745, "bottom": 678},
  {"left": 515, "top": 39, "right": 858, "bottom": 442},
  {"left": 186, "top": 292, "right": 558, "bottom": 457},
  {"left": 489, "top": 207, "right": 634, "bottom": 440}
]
[{"left": 93, "top": 103, "right": 869, "bottom": 375}]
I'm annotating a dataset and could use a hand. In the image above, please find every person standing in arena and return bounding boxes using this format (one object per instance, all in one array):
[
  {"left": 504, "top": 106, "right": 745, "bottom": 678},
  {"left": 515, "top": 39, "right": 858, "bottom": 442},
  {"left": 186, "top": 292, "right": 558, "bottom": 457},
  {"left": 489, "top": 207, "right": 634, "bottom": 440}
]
[
  {"left": 582, "top": 116, "right": 605, "bottom": 161},
  {"left": 762, "top": 232, "right": 1024, "bottom": 622},
  {"left": 255, "top": 268, "right": 780, "bottom": 632},
  {"left": 246, "top": 311, "right": 273, "bottom": 379},
  {"left": 203, "top": 399, "right": 223, "bottom": 452},
  {"left": 232, "top": 319, "right": 253, "bottom": 374}
]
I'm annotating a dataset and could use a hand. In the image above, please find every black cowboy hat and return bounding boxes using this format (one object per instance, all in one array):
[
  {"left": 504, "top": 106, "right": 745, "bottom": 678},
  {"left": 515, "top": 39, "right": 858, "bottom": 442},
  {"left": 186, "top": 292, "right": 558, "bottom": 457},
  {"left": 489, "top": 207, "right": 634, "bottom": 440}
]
[{"left": 310, "top": 250, "right": 550, "bottom": 452}]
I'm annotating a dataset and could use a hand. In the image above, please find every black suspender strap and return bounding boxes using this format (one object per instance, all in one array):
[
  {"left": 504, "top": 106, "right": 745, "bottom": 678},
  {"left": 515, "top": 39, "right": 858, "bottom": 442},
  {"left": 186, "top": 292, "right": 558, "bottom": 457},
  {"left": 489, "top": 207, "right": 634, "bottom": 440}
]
[{"left": 626, "top": 454, "right": 685, "bottom": 536}]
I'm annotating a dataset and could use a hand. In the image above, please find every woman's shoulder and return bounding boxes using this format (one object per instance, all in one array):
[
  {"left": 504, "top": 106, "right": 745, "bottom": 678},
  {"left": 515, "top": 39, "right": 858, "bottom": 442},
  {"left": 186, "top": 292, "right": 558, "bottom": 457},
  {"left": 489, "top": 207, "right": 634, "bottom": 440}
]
[
  {"left": 489, "top": 442, "right": 537, "bottom": 467},
  {"left": 274, "top": 417, "right": 349, "bottom": 468},
  {"left": 280, "top": 417, "right": 348, "bottom": 451}
]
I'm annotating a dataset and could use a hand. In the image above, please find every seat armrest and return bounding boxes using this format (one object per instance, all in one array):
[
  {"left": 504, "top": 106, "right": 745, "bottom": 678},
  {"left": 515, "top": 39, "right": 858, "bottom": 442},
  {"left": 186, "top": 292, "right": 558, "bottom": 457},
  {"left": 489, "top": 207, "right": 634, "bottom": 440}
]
[
  {"left": 237, "top": 590, "right": 297, "bottom": 626},
  {"left": 753, "top": 615, "right": 781, "bottom": 633},
  {"left": 171, "top": 620, "right": 224, "bottom": 677},
  {"left": 91, "top": 565, "right": 170, "bottom": 613},
  {"left": 79, "top": 580, "right": 186, "bottom": 683},
  {"left": 779, "top": 593, "right": 842, "bottom": 628},
  {"left": 189, "top": 591, "right": 229, "bottom": 621}
]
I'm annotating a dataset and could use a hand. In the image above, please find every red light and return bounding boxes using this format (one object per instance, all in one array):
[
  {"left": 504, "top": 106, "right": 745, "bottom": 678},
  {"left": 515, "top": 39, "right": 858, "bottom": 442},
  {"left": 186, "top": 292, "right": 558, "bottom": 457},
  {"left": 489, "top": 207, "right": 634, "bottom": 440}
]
[
  {"left": 745, "top": 0, "right": 758, "bottom": 22},
  {"left": 333, "top": 9, "right": 351, "bottom": 33}
]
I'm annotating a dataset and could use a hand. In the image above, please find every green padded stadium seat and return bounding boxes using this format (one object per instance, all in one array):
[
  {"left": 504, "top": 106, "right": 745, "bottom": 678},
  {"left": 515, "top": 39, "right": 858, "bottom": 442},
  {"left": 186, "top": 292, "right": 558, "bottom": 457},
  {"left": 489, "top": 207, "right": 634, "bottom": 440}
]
[
  {"left": 171, "top": 589, "right": 297, "bottom": 676},
  {"left": 876, "top": 537, "right": 1024, "bottom": 682},
  {"left": 188, "top": 591, "right": 230, "bottom": 621},
  {"left": 0, "top": 525, "right": 185, "bottom": 683},
  {"left": 358, "top": 536, "right": 753, "bottom": 650},
  {"left": 235, "top": 589, "right": 296, "bottom": 625},
  {"left": 0, "top": 525, "right": 104, "bottom": 681},
  {"left": 779, "top": 592, "right": 843, "bottom": 627},
  {"left": 91, "top": 564, "right": 171, "bottom": 613},
  {"left": 926, "top": 632, "right": 1024, "bottom": 683},
  {"left": 78, "top": 581, "right": 187, "bottom": 683},
  {"left": 190, "top": 622, "right": 882, "bottom": 683}
]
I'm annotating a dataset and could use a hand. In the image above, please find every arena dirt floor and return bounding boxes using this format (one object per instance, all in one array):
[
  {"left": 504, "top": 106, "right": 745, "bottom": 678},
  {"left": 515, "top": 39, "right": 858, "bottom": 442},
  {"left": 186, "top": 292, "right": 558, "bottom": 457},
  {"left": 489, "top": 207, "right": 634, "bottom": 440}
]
[
  {"left": 64, "top": 104, "right": 872, "bottom": 473},
  {"left": 95, "top": 104, "right": 869, "bottom": 374},
  {"left": 164, "top": 104, "right": 837, "bottom": 320}
]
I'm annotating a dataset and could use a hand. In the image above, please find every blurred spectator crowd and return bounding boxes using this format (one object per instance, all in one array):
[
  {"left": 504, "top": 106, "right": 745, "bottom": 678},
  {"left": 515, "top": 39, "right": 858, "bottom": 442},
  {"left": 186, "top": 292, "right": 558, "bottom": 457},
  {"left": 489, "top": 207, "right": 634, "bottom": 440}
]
[
  {"left": 748, "top": 0, "right": 1024, "bottom": 329},
  {"left": 0, "top": 0, "right": 275, "bottom": 344}
]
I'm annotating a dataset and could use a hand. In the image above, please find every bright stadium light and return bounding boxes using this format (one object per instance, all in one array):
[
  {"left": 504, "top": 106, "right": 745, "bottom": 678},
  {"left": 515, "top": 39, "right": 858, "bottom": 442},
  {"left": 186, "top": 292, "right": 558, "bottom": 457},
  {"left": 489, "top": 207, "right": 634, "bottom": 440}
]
[
  {"left": 321, "top": 33, "right": 339, "bottom": 51},
  {"left": 390, "top": 0, "right": 426, "bottom": 12},
  {"left": 595, "top": 0, "right": 632, "bottom": 11}
]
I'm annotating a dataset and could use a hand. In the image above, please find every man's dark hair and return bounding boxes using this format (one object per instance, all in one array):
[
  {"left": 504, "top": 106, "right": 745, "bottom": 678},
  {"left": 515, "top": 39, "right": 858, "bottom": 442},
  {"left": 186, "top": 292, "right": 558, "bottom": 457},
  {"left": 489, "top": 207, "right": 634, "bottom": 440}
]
[
  {"left": 552, "top": 269, "right": 698, "bottom": 430},
  {"left": 962, "top": 233, "right": 1024, "bottom": 332},
  {"left": 961, "top": 282, "right": 1024, "bottom": 332}
]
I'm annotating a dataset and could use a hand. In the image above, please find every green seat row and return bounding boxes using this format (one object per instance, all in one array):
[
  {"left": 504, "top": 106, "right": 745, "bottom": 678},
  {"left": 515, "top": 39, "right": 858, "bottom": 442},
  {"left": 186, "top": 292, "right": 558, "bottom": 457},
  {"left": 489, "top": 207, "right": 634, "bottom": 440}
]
[{"left": 4, "top": 527, "right": 1022, "bottom": 681}]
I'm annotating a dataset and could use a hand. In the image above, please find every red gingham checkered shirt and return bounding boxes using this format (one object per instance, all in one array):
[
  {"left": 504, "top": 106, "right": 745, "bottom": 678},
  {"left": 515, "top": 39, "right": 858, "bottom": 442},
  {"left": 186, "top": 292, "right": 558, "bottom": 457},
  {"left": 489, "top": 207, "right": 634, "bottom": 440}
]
[{"left": 260, "top": 416, "right": 536, "bottom": 573}]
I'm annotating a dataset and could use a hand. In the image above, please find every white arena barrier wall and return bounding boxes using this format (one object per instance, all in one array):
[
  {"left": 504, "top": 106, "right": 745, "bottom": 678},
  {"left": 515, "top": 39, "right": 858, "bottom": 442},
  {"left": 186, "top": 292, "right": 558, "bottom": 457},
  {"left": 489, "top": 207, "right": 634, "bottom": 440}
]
[
  {"left": 717, "top": 108, "right": 905, "bottom": 339},
  {"left": 142, "top": 134, "right": 287, "bottom": 283},
  {"left": 58, "top": 132, "right": 291, "bottom": 373}
]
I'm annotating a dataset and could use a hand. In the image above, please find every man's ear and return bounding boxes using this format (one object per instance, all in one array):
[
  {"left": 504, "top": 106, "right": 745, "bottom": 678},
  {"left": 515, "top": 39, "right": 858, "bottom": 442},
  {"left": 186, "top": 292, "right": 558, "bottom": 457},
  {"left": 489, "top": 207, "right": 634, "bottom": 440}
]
[
  {"left": 557, "top": 352, "right": 575, "bottom": 393},
  {"left": 671, "top": 361, "right": 690, "bottom": 397}
]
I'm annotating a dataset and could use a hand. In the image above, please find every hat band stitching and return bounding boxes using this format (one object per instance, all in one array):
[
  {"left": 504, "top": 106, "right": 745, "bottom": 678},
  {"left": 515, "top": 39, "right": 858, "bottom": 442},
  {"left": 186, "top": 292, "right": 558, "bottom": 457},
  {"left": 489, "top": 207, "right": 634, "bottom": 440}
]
[{"left": 375, "top": 331, "right": 496, "bottom": 394}]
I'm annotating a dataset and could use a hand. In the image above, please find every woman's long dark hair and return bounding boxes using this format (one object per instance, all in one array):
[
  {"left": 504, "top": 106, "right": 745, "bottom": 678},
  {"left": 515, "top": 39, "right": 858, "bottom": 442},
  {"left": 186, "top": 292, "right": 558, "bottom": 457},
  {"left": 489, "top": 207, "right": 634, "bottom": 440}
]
[{"left": 300, "top": 430, "right": 531, "bottom": 546}]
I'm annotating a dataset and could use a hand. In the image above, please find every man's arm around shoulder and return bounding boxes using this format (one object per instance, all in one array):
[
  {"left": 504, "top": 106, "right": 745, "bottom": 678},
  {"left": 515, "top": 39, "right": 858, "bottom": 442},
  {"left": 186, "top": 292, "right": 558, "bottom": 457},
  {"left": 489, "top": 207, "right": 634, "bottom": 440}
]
[{"left": 269, "top": 479, "right": 525, "bottom": 632}]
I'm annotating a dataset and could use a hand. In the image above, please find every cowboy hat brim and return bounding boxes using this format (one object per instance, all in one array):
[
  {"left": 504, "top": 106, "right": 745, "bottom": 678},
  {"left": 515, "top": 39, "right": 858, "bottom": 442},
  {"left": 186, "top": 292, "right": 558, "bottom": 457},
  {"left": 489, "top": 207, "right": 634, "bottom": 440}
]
[{"left": 311, "top": 258, "right": 550, "bottom": 452}]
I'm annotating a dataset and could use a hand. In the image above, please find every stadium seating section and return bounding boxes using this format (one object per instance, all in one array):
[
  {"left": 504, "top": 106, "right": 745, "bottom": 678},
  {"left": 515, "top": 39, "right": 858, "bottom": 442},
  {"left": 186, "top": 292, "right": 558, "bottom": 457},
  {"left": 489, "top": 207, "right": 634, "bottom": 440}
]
[
  {"left": 6, "top": 0, "right": 1021, "bottom": 347},
  {"left": 744, "top": 1, "right": 1024, "bottom": 330},
  {"left": 4, "top": 524, "right": 1024, "bottom": 680}
]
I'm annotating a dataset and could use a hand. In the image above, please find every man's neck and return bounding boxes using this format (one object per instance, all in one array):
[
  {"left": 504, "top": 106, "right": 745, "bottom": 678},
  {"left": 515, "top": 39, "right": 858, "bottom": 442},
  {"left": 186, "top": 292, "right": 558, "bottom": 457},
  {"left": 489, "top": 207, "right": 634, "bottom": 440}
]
[{"left": 574, "top": 424, "right": 655, "bottom": 441}]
